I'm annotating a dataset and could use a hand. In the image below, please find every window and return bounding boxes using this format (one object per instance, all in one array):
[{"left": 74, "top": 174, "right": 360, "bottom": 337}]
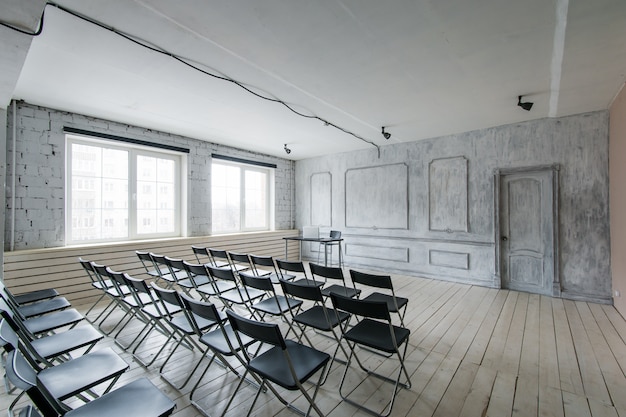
[
  {"left": 211, "top": 159, "right": 273, "bottom": 233},
  {"left": 66, "top": 135, "right": 185, "bottom": 244}
]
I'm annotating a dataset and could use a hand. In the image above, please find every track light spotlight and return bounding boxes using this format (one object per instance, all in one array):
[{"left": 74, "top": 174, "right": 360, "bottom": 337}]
[
  {"left": 381, "top": 127, "right": 391, "bottom": 140},
  {"left": 284, "top": 144, "right": 291, "bottom": 155},
  {"left": 517, "top": 95, "right": 534, "bottom": 111}
]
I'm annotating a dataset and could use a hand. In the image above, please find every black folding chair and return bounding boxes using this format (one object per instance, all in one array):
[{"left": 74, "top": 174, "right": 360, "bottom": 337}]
[
  {"left": 309, "top": 263, "right": 360, "bottom": 299},
  {"left": 227, "top": 251, "right": 253, "bottom": 273},
  {"left": 0, "top": 302, "right": 103, "bottom": 367},
  {"left": 182, "top": 260, "right": 236, "bottom": 301},
  {"left": 349, "top": 269, "right": 408, "bottom": 326},
  {"left": 279, "top": 279, "right": 350, "bottom": 383},
  {"left": 238, "top": 272, "right": 302, "bottom": 336},
  {"left": 0, "top": 284, "right": 71, "bottom": 319},
  {"left": 224, "top": 310, "right": 330, "bottom": 417},
  {"left": 330, "top": 293, "right": 412, "bottom": 417},
  {"left": 276, "top": 259, "right": 322, "bottom": 286},
  {"left": 206, "top": 266, "right": 264, "bottom": 317},
  {"left": 4, "top": 342, "right": 128, "bottom": 417},
  {"left": 78, "top": 258, "right": 115, "bottom": 324},
  {"left": 191, "top": 245, "right": 211, "bottom": 265},
  {"left": 8, "top": 366, "right": 176, "bottom": 417},
  {"left": 89, "top": 263, "right": 133, "bottom": 336},
  {"left": 179, "top": 293, "right": 262, "bottom": 413},
  {"left": 135, "top": 250, "right": 166, "bottom": 281},
  {"left": 249, "top": 254, "right": 292, "bottom": 283}
]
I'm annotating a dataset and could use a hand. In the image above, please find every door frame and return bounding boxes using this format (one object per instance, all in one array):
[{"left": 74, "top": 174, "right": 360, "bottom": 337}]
[{"left": 493, "top": 164, "right": 561, "bottom": 297}]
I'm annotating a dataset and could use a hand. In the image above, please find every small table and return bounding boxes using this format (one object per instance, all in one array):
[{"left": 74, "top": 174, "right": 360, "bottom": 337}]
[{"left": 283, "top": 236, "right": 343, "bottom": 267}]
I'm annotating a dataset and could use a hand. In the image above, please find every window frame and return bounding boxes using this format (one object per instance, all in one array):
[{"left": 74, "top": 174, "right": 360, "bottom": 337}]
[
  {"left": 211, "top": 158, "right": 274, "bottom": 234},
  {"left": 65, "top": 134, "right": 186, "bottom": 244}
]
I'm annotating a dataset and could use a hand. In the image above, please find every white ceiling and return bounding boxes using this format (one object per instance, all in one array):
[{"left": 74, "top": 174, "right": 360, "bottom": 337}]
[{"left": 4, "top": 0, "right": 626, "bottom": 159}]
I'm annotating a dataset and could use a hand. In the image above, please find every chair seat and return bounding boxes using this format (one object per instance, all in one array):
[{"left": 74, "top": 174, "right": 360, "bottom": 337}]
[
  {"left": 344, "top": 318, "right": 410, "bottom": 353},
  {"left": 249, "top": 340, "right": 330, "bottom": 390},
  {"left": 252, "top": 296, "right": 302, "bottom": 316},
  {"left": 30, "top": 326, "right": 104, "bottom": 359},
  {"left": 293, "top": 305, "right": 349, "bottom": 331},
  {"left": 38, "top": 347, "right": 129, "bottom": 400},
  {"left": 92, "top": 279, "right": 113, "bottom": 290},
  {"left": 361, "top": 293, "right": 408, "bottom": 312},
  {"left": 221, "top": 288, "right": 265, "bottom": 304},
  {"left": 105, "top": 286, "right": 131, "bottom": 297},
  {"left": 18, "top": 297, "right": 71, "bottom": 318},
  {"left": 177, "top": 274, "right": 211, "bottom": 289},
  {"left": 170, "top": 312, "right": 219, "bottom": 334},
  {"left": 199, "top": 324, "right": 254, "bottom": 355},
  {"left": 197, "top": 280, "right": 237, "bottom": 296},
  {"left": 63, "top": 377, "right": 176, "bottom": 417},
  {"left": 24, "top": 308, "right": 84, "bottom": 334},
  {"left": 320, "top": 285, "right": 360, "bottom": 299},
  {"left": 13, "top": 288, "right": 59, "bottom": 305}
]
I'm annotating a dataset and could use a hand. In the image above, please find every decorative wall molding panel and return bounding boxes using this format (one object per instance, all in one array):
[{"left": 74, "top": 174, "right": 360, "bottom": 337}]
[
  {"left": 429, "top": 156, "right": 468, "bottom": 232},
  {"left": 345, "top": 163, "right": 408, "bottom": 229},
  {"left": 310, "top": 172, "right": 332, "bottom": 227},
  {"left": 429, "top": 249, "right": 470, "bottom": 270},
  {"left": 346, "top": 243, "right": 409, "bottom": 263}
]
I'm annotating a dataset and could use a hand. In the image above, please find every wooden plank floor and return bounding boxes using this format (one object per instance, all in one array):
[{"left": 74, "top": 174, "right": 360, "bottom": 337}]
[{"left": 3, "top": 271, "right": 626, "bottom": 417}]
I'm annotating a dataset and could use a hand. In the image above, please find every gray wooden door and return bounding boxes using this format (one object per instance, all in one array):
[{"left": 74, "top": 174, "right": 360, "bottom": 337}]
[{"left": 499, "top": 168, "right": 557, "bottom": 295}]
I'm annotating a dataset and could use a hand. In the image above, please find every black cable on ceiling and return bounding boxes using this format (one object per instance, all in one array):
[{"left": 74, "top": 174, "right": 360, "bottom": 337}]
[
  {"left": 44, "top": 2, "right": 381, "bottom": 155},
  {"left": 0, "top": 6, "right": 45, "bottom": 36}
]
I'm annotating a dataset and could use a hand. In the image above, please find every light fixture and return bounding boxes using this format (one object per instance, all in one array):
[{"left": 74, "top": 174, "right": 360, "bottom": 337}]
[
  {"left": 517, "top": 95, "right": 534, "bottom": 111},
  {"left": 381, "top": 127, "right": 391, "bottom": 140},
  {"left": 284, "top": 144, "right": 291, "bottom": 155}
]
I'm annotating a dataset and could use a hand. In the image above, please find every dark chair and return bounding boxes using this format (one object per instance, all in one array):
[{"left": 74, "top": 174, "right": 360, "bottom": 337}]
[
  {"left": 164, "top": 256, "right": 201, "bottom": 295},
  {"left": 78, "top": 258, "right": 116, "bottom": 323},
  {"left": 227, "top": 251, "right": 253, "bottom": 273},
  {"left": 279, "top": 279, "right": 350, "bottom": 383},
  {"left": 89, "top": 263, "right": 133, "bottom": 336},
  {"left": 135, "top": 250, "right": 167, "bottom": 280},
  {"left": 179, "top": 293, "right": 261, "bottom": 413},
  {"left": 206, "top": 247, "right": 232, "bottom": 269},
  {"left": 149, "top": 253, "right": 181, "bottom": 289},
  {"left": 238, "top": 272, "right": 302, "bottom": 336},
  {"left": 8, "top": 366, "right": 176, "bottom": 417},
  {"left": 206, "top": 266, "right": 265, "bottom": 317},
  {"left": 191, "top": 245, "right": 211, "bottom": 265},
  {"left": 150, "top": 283, "right": 216, "bottom": 385},
  {"left": 330, "top": 293, "right": 412, "bottom": 417},
  {"left": 123, "top": 275, "right": 178, "bottom": 367},
  {"left": 349, "top": 270, "right": 408, "bottom": 326},
  {"left": 4, "top": 343, "right": 128, "bottom": 416},
  {"left": 0, "top": 284, "right": 71, "bottom": 319},
  {"left": 317, "top": 230, "right": 343, "bottom": 267},
  {"left": 276, "top": 259, "right": 321, "bottom": 287},
  {"left": 249, "top": 254, "right": 293, "bottom": 283},
  {"left": 224, "top": 310, "right": 330, "bottom": 417},
  {"left": 309, "top": 263, "right": 360, "bottom": 299},
  {"left": 182, "top": 260, "right": 236, "bottom": 301},
  {"left": 0, "top": 305, "right": 103, "bottom": 368}
]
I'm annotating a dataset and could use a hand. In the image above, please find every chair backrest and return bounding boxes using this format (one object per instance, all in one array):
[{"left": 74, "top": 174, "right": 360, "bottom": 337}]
[
  {"left": 91, "top": 262, "right": 112, "bottom": 288},
  {"left": 150, "top": 283, "right": 183, "bottom": 318},
  {"left": 276, "top": 259, "right": 307, "bottom": 274},
  {"left": 150, "top": 252, "right": 168, "bottom": 268},
  {"left": 330, "top": 292, "right": 391, "bottom": 321},
  {"left": 226, "top": 310, "right": 285, "bottom": 349},
  {"left": 208, "top": 248, "right": 229, "bottom": 264},
  {"left": 309, "top": 262, "right": 344, "bottom": 281},
  {"left": 228, "top": 251, "right": 252, "bottom": 270},
  {"left": 179, "top": 293, "right": 222, "bottom": 336},
  {"left": 125, "top": 273, "right": 160, "bottom": 311},
  {"left": 239, "top": 272, "right": 273, "bottom": 293},
  {"left": 136, "top": 250, "right": 158, "bottom": 273},
  {"left": 330, "top": 230, "right": 342, "bottom": 239},
  {"left": 165, "top": 256, "right": 188, "bottom": 280},
  {"left": 207, "top": 265, "right": 237, "bottom": 282},
  {"left": 191, "top": 245, "right": 209, "bottom": 264},
  {"left": 280, "top": 279, "right": 323, "bottom": 303},
  {"left": 106, "top": 267, "right": 129, "bottom": 297},
  {"left": 249, "top": 254, "right": 279, "bottom": 276},
  {"left": 349, "top": 269, "right": 393, "bottom": 290},
  {"left": 78, "top": 257, "right": 102, "bottom": 286}
]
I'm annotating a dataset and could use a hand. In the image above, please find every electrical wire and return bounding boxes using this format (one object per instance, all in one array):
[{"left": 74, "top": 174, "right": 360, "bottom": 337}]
[
  {"left": 45, "top": 2, "right": 380, "bottom": 153},
  {"left": 0, "top": 7, "right": 45, "bottom": 36}
]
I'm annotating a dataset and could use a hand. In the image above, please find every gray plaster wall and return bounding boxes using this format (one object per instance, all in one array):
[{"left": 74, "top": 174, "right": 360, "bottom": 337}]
[
  {"left": 295, "top": 111, "right": 610, "bottom": 303},
  {"left": 4, "top": 101, "right": 295, "bottom": 250}
]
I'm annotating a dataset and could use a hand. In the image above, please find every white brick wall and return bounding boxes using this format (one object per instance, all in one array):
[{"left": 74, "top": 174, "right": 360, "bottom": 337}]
[{"left": 5, "top": 101, "right": 295, "bottom": 250}]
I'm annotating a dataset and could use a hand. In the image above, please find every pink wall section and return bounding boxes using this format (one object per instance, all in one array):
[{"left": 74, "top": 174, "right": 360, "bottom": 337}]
[{"left": 610, "top": 83, "right": 626, "bottom": 317}]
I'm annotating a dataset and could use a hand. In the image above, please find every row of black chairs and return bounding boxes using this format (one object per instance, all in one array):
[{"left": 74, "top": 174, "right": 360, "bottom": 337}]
[
  {"left": 0, "top": 279, "right": 176, "bottom": 417},
  {"left": 80, "top": 247, "right": 412, "bottom": 417}
]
